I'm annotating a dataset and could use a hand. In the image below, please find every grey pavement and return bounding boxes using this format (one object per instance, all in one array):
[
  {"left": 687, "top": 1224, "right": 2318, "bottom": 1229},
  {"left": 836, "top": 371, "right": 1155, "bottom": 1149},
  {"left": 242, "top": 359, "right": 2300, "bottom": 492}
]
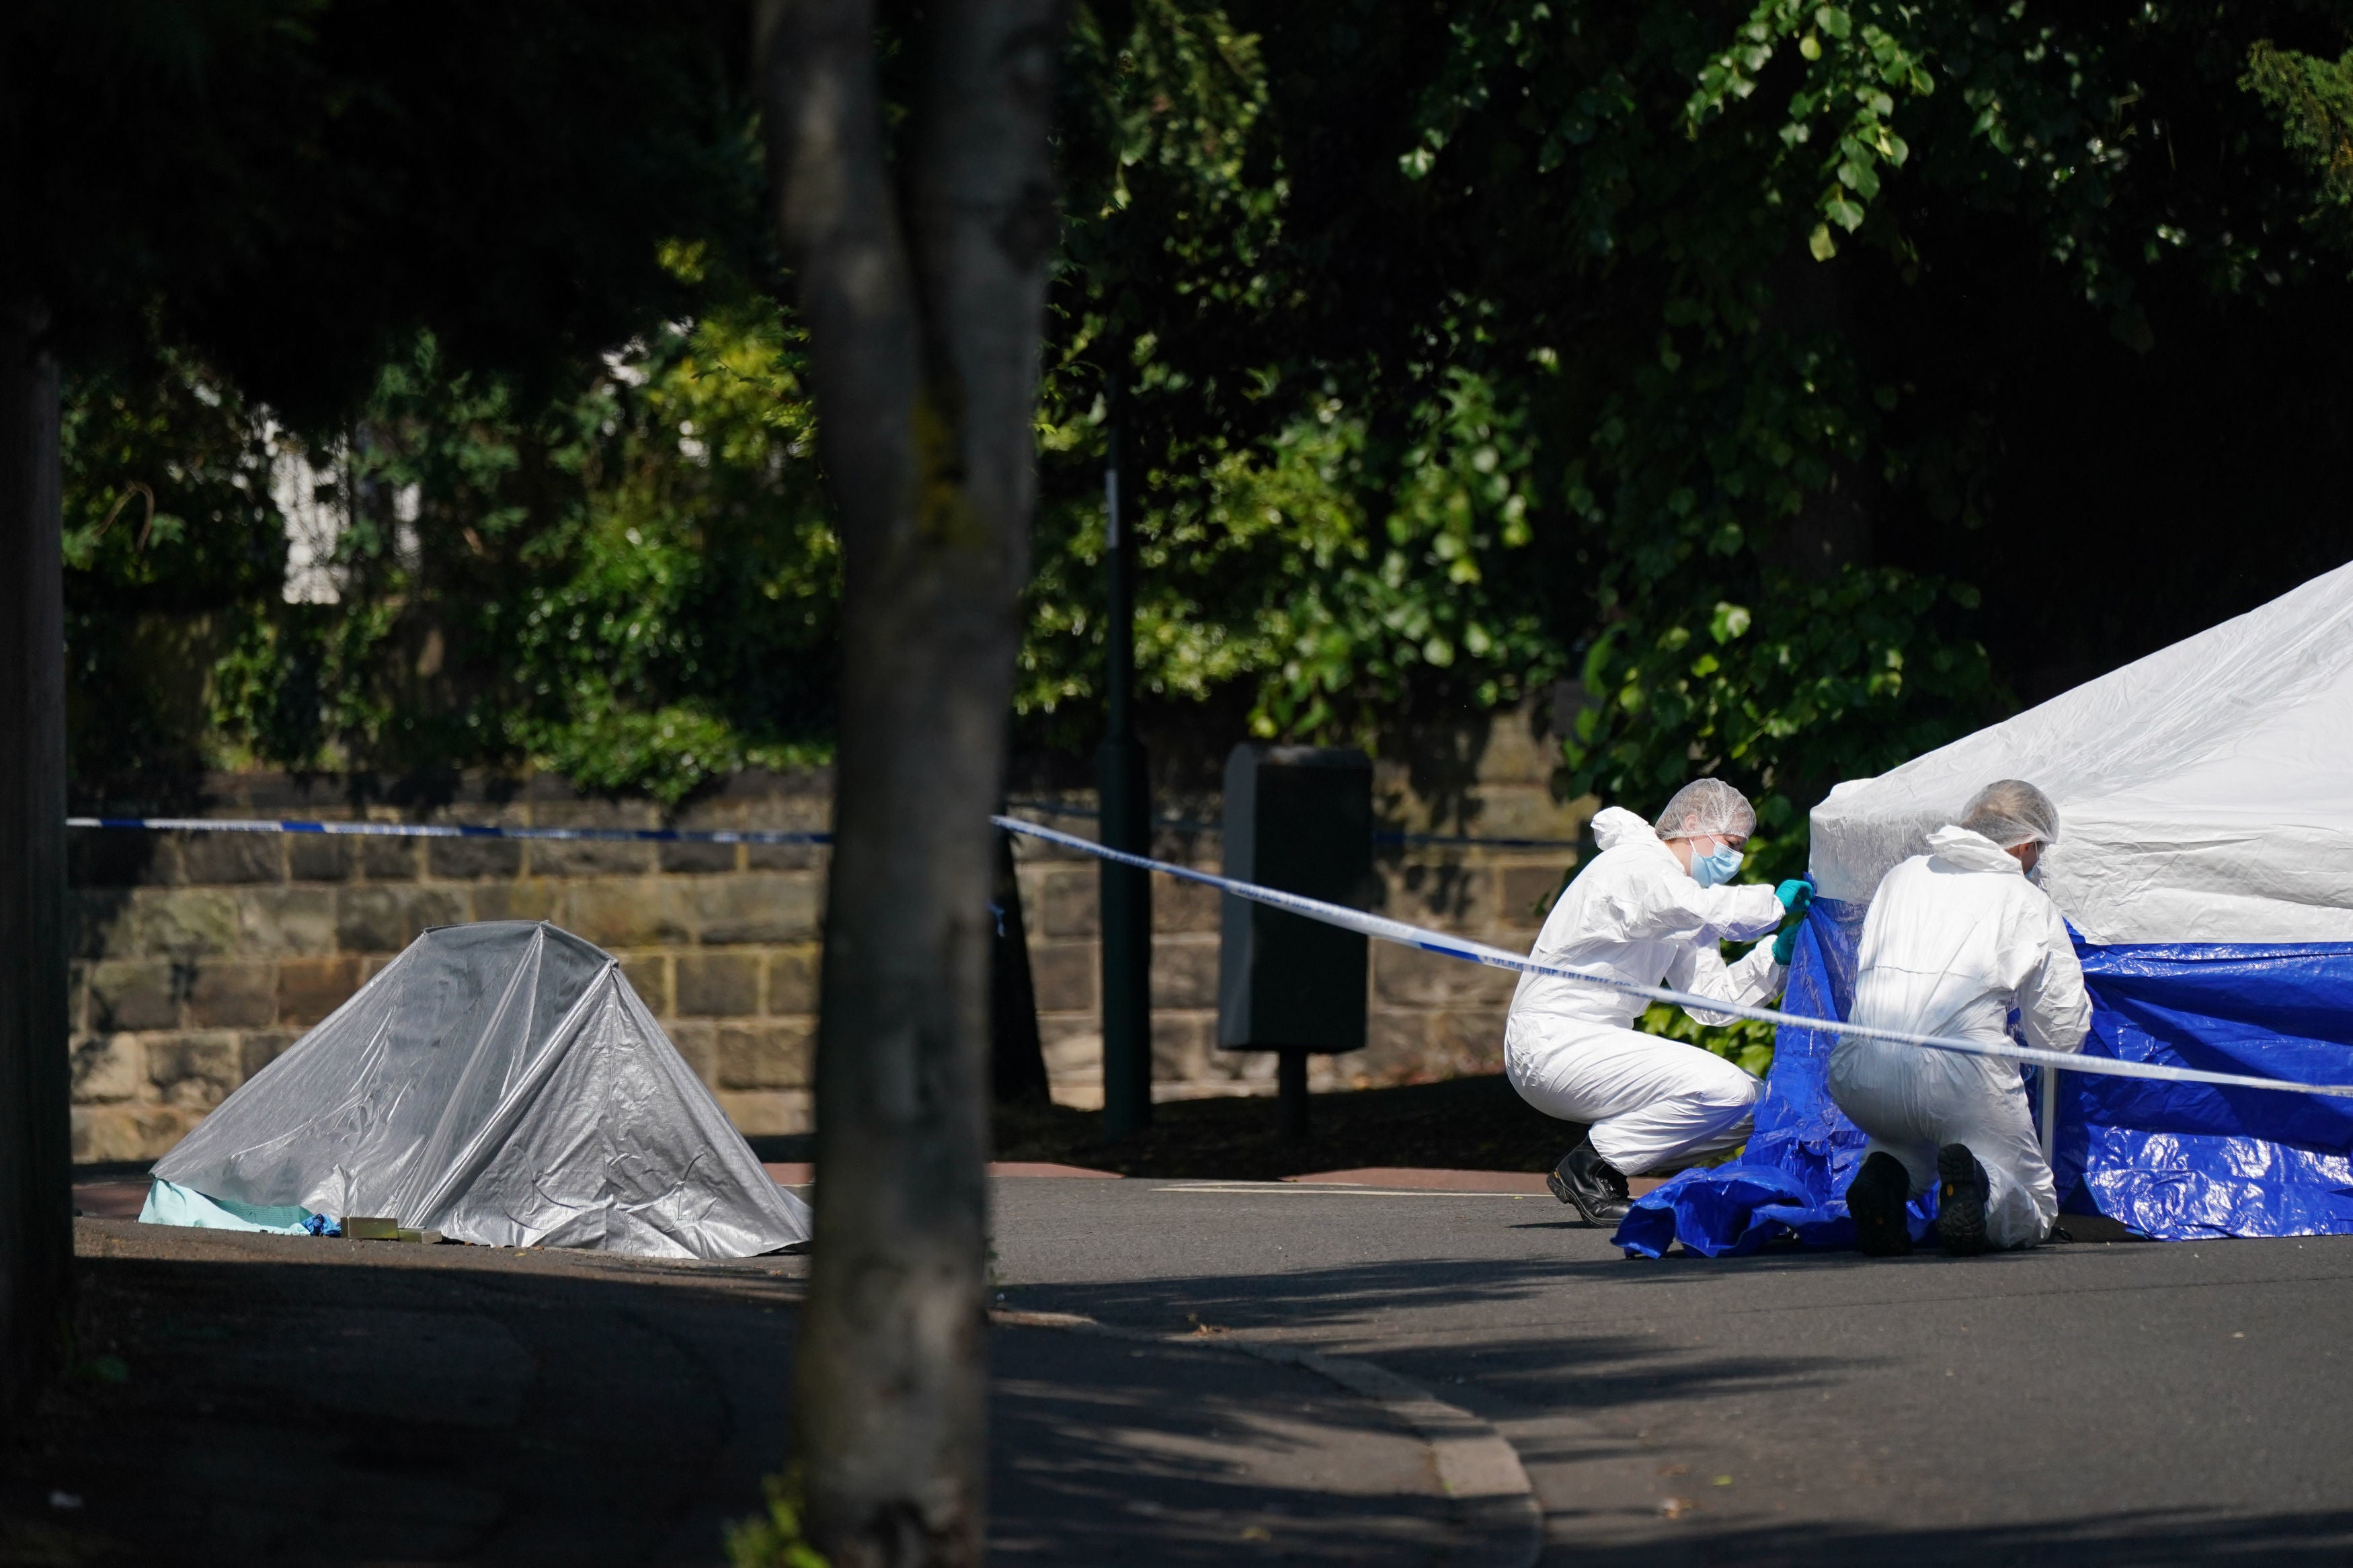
[{"left": 990, "top": 1177, "right": 2353, "bottom": 1566}]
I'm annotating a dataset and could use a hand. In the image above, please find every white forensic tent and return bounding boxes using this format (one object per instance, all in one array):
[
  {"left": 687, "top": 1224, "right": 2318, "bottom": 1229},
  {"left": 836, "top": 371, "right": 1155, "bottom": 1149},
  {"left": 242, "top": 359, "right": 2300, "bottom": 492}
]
[
  {"left": 1617, "top": 559, "right": 2353, "bottom": 1254},
  {"left": 148, "top": 920, "right": 811, "bottom": 1258},
  {"left": 1811, "top": 559, "right": 2353, "bottom": 944}
]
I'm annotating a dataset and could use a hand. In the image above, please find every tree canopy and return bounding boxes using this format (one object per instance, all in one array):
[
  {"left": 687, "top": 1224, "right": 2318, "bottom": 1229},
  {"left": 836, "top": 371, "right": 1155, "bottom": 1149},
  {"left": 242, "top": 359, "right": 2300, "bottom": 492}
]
[
  {"left": 10, "top": 0, "right": 755, "bottom": 411},
  {"left": 54, "top": 0, "right": 2353, "bottom": 877},
  {"left": 1034, "top": 0, "right": 2353, "bottom": 869},
  {"left": 28, "top": 0, "right": 766, "bottom": 800}
]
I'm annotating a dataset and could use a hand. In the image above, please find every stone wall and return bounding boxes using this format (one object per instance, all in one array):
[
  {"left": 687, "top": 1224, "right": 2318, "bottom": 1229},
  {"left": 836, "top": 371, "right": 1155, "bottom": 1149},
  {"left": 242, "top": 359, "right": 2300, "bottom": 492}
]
[
  {"left": 67, "top": 770, "right": 835, "bottom": 1164},
  {"left": 69, "top": 703, "right": 1589, "bottom": 1161}
]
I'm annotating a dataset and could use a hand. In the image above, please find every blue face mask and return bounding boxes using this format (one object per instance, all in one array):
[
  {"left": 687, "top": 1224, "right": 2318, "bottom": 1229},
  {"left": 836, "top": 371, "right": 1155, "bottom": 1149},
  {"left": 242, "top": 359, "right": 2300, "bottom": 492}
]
[{"left": 1689, "top": 843, "right": 1743, "bottom": 888}]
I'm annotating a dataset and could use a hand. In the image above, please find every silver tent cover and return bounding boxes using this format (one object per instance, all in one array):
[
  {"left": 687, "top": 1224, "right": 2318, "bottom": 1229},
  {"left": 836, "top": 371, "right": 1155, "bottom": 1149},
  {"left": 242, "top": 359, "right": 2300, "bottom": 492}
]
[{"left": 152, "top": 921, "right": 811, "bottom": 1258}]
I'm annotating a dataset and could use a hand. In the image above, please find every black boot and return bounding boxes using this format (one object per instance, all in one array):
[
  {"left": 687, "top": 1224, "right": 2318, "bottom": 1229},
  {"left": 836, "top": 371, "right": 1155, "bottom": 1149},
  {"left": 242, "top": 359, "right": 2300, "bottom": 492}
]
[
  {"left": 1548, "top": 1142, "right": 1631, "bottom": 1226},
  {"left": 1936, "top": 1143, "right": 1992, "bottom": 1256},
  {"left": 1845, "top": 1151, "right": 1913, "bottom": 1257}
]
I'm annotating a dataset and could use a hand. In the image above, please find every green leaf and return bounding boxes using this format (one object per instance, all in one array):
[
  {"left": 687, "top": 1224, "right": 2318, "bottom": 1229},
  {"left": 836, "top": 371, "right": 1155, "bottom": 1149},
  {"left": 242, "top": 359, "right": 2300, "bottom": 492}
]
[{"left": 1838, "top": 159, "right": 1881, "bottom": 198}]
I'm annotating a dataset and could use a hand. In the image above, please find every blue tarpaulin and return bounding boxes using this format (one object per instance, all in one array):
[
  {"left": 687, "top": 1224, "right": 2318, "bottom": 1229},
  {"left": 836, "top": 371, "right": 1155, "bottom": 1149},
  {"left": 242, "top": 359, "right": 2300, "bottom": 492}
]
[{"left": 1613, "top": 897, "right": 2353, "bottom": 1257}]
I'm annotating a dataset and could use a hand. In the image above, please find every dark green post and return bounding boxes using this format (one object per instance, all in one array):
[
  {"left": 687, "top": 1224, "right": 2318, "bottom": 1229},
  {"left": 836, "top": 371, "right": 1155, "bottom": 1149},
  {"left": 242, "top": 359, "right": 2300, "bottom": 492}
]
[
  {"left": 0, "top": 301, "right": 71, "bottom": 1414},
  {"left": 1097, "top": 390, "right": 1152, "bottom": 1139}
]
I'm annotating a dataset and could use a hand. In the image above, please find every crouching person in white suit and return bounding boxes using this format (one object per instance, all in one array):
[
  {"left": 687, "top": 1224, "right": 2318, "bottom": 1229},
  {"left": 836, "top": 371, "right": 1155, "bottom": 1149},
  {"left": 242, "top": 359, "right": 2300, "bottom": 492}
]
[
  {"left": 1506, "top": 780, "right": 1810, "bottom": 1225},
  {"left": 1831, "top": 779, "right": 2093, "bottom": 1257}
]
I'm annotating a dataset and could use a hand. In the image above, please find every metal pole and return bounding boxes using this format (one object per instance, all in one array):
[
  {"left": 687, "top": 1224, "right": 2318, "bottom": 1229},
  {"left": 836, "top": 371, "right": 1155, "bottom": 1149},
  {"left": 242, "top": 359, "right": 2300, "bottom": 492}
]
[
  {"left": 1097, "top": 386, "right": 1152, "bottom": 1139},
  {"left": 1277, "top": 1049, "right": 1310, "bottom": 1142},
  {"left": 0, "top": 301, "right": 71, "bottom": 1414}
]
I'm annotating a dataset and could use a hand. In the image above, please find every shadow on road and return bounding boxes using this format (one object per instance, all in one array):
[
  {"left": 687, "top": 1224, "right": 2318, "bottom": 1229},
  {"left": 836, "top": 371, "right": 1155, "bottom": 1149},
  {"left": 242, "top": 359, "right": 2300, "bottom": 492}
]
[
  {"left": 1006, "top": 1252, "right": 1862, "bottom": 1393},
  {"left": 3, "top": 1233, "right": 799, "bottom": 1567},
  {"left": 992, "top": 1326, "right": 1453, "bottom": 1567},
  {"left": 1540, "top": 1508, "right": 2353, "bottom": 1566},
  {"left": 2, "top": 1225, "right": 1462, "bottom": 1567},
  {"left": 13, "top": 1212, "right": 2336, "bottom": 1567}
]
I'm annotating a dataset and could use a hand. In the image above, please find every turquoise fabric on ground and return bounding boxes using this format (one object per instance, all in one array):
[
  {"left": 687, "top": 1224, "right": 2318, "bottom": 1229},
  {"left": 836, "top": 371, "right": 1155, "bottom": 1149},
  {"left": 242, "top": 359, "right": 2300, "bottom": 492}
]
[{"left": 138, "top": 1179, "right": 317, "bottom": 1235}]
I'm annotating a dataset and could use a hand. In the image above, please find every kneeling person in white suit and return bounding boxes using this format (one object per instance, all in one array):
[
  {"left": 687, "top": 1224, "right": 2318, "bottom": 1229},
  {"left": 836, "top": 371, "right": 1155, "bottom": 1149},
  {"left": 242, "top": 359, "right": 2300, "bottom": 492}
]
[
  {"left": 1506, "top": 779, "right": 1809, "bottom": 1225},
  {"left": 1831, "top": 779, "right": 2092, "bottom": 1257}
]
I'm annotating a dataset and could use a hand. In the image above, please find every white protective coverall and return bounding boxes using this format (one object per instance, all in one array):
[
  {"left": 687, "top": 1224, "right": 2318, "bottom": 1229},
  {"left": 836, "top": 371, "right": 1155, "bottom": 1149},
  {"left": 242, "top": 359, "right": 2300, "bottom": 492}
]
[
  {"left": 1503, "top": 807, "right": 1788, "bottom": 1173},
  {"left": 1826, "top": 823, "right": 2092, "bottom": 1249}
]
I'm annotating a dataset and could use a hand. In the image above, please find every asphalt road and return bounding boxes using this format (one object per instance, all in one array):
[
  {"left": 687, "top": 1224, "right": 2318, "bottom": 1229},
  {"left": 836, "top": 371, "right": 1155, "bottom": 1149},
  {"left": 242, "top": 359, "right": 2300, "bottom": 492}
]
[
  {"left": 15, "top": 1181, "right": 2353, "bottom": 1567},
  {"left": 990, "top": 1178, "right": 2353, "bottom": 1567}
]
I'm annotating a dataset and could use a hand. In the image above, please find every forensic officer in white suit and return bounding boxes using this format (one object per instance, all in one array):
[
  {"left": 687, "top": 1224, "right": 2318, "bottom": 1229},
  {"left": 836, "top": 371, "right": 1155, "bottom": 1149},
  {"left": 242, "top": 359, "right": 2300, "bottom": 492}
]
[
  {"left": 1505, "top": 779, "right": 1812, "bottom": 1225},
  {"left": 1832, "top": 779, "right": 2092, "bottom": 1256}
]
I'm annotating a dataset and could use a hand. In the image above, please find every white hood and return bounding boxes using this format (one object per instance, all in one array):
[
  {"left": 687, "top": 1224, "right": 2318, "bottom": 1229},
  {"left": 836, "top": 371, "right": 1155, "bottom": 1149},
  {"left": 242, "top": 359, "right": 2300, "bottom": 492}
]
[
  {"left": 1591, "top": 805, "right": 1668, "bottom": 856},
  {"left": 1924, "top": 824, "right": 2024, "bottom": 878}
]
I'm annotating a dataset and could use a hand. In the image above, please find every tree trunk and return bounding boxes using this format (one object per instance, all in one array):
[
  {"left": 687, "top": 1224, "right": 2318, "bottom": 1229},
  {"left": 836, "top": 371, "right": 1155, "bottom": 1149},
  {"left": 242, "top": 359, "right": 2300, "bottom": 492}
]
[
  {"left": 759, "top": 1, "right": 1062, "bottom": 1562},
  {"left": 0, "top": 297, "right": 71, "bottom": 1417}
]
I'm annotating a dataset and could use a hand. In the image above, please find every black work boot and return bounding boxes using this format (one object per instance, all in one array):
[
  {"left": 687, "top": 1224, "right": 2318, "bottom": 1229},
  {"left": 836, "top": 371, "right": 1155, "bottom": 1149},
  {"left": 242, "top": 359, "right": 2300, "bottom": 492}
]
[
  {"left": 1548, "top": 1142, "right": 1632, "bottom": 1226},
  {"left": 1845, "top": 1151, "right": 1913, "bottom": 1257},
  {"left": 1936, "top": 1143, "right": 1992, "bottom": 1256}
]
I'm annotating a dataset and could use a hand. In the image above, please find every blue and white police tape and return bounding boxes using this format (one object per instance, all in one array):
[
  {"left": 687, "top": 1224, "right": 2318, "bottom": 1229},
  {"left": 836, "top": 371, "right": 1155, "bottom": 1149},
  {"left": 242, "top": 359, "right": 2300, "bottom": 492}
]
[
  {"left": 67, "top": 816, "right": 833, "bottom": 846},
  {"left": 1005, "top": 797, "right": 1581, "bottom": 850},
  {"left": 994, "top": 814, "right": 2353, "bottom": 1103},
  {"left": 71, "top": 807, "right": 1577, "bottom": 852}
]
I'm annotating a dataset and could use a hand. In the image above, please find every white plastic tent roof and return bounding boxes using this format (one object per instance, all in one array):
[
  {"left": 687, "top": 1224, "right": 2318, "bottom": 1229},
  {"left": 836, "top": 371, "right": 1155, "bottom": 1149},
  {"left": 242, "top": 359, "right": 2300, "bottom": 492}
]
[
  {"left": 1810, "top": 559, "right": 2353, "bottom": 945},
  {"left": 152, "top": 921, "right": 811, "bottom": 1257}
]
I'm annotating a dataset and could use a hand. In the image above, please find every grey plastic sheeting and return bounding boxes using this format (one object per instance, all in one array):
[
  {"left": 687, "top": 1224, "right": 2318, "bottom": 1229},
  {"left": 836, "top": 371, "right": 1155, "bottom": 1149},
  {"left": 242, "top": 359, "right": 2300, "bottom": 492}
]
[{"left": 152, "top": 921, "right": 812, "bottom": 1258}]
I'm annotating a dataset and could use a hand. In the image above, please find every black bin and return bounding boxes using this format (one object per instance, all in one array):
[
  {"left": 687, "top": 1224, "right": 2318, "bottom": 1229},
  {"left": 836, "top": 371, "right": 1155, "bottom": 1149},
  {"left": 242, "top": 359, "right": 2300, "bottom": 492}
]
[{"left": 1216, "top": 744, "right": 1371, "bottom": 1134}]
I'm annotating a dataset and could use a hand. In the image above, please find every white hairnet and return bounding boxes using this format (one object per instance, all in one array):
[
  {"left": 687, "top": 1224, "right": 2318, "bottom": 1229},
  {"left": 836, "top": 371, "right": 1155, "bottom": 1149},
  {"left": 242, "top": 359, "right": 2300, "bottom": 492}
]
[
  {"left": 1654, "top": 778, "right": 1757, "bottom": 842},
  {"left": 1957, "top": 779, "right": 2061, "bottom": 849}
]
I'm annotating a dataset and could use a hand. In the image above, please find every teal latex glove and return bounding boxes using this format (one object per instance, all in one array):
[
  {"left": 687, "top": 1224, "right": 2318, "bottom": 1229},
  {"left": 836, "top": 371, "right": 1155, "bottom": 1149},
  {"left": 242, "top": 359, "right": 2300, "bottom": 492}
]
[{"left": 1770, "top": 879, "right": 1812, "bottom": 965}]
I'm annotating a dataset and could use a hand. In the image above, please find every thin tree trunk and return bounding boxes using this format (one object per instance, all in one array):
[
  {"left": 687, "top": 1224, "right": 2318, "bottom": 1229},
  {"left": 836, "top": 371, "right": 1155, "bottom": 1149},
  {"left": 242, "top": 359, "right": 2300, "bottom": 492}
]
[
  {"left": 758, "top": 1, "right": 1062, "bottom": 1561},
  {"left": 0, "top": 296, "right": 72, "bottom": 1416}
]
